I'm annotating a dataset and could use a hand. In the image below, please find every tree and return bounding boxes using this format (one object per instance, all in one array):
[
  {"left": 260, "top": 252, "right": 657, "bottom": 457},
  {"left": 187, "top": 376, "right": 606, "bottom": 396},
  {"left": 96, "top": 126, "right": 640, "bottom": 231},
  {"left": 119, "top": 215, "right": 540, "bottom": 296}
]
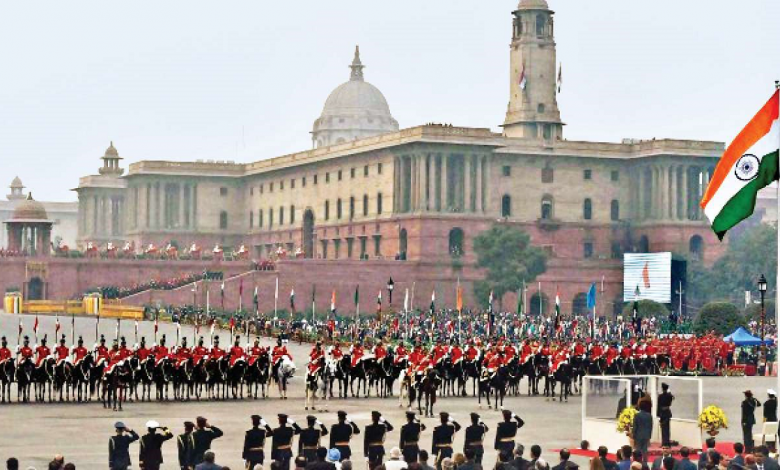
[
  {"left": 744, "top": 299, "right": 775, "bottom": 321},
  {"left": 693, "top": 302, "right": 745, "bottom": 335},
  {"left": 472, "top": 224, "right": 547, "bottom": 309},
  {"left": 621, "top": 299, "right": 669, "bottom": 319}
]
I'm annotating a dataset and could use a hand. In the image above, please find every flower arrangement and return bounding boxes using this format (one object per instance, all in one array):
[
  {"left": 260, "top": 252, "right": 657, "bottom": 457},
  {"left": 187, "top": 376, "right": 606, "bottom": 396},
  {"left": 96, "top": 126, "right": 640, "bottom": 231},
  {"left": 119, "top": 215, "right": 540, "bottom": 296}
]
[
  {"left": 617, "top": 407, "right": 638, "bottom": 435},
  {"left": 698, "top": 405, "right": 728, "bottom": 435}
]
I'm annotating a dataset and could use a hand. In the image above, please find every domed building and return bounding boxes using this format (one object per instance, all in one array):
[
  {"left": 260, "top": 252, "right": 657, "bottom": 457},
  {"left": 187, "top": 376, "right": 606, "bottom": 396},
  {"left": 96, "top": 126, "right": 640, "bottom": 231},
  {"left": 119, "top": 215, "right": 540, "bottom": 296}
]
[
  {"left": 311, "top": 46, "right": 399, "bottom": 148},
  {"left": 4, "top": 193, "right": 53, "bottom": 256}
]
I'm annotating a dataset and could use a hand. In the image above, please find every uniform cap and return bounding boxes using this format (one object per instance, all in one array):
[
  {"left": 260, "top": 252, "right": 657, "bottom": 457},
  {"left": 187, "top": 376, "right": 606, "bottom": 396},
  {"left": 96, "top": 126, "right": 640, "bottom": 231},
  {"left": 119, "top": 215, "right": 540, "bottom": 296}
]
[
  {"left": 278, "top": 413, "right": 288, "bottom": 420},
  {"left": 372, "top": 411, "right": 382, "bottom": 418},
  {"left": 502, "top": 409, "right": 512, "bottom": 418},
  {"left": 146, "top": 420, "right": 160, "bottom": 428},
  {"left": 307, "top": 415, "right": 317, "bottom": 423},
  {"left": 184, "top": 421, "right": 195, "bottom": 429},
  {"left": 114, "top": 421, "right": 126, "bottom": 429},
  {"left": 470, "top": 412, "right": 480, "bottom": 420},
  {"left": 337, "top": 411, "right": 347, "bottom": 418},
  {"left": 769, "top": 389, "right": 777, "bottom": 396},
  {"left": 439, "top": 412, "right": 449, "bottom": 419},
  {"left": 406, "top": 411, "right": 416, "bottom": 419}
]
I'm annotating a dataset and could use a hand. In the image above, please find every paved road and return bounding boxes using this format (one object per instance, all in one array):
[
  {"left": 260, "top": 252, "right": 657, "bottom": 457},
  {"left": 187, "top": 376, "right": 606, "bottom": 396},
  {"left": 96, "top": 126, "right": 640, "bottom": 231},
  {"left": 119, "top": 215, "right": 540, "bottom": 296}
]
[{"left": 0, "top": 314, "right": 774, "bottom": 469}]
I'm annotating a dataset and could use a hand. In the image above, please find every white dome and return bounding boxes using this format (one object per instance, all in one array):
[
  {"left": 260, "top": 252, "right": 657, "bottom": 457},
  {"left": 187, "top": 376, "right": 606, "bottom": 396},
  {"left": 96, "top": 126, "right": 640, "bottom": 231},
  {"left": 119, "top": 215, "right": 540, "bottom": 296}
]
[{"left": 312, "top": 46, "right": 399, "bottom": 148}]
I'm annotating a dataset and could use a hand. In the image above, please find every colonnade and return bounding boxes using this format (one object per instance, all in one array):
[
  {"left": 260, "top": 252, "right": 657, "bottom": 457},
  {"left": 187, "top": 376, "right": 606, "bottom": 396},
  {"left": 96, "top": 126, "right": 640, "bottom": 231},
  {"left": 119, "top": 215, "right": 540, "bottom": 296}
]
[
  {"left": 635, "top": 164, "right": 714, "bottom": 221},
  {"left": 128, "top": 181, "right": 198, "bottom": 231}
]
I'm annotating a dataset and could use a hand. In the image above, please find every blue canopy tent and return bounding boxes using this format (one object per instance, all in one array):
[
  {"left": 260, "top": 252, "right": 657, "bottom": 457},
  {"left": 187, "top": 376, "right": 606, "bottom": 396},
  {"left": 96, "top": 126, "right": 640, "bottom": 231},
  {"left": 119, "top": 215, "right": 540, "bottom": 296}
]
[{"left": 724, "top": 327, "right": 774, "bottom": 346}]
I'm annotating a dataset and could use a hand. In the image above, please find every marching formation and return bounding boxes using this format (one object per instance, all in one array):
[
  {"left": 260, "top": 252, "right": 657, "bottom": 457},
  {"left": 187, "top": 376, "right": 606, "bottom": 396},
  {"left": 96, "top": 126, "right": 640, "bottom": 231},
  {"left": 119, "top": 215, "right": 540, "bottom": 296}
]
[{"left": 0, "top": 326, "right": 735, "bottom": 411}]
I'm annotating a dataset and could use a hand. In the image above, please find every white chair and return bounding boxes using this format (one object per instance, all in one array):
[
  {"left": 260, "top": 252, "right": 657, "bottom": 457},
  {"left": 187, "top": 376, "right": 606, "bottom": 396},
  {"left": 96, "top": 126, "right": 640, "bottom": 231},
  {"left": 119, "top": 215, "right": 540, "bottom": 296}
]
[{"left": 753, "top": 421, "right": 779, "bottom": 447}]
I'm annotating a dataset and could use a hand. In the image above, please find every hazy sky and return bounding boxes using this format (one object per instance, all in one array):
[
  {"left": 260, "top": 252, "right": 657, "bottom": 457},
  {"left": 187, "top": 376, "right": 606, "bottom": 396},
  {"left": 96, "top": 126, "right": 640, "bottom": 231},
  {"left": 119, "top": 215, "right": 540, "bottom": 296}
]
[{"left": 1, "top": 1, "right": 778, "bottom": 202}]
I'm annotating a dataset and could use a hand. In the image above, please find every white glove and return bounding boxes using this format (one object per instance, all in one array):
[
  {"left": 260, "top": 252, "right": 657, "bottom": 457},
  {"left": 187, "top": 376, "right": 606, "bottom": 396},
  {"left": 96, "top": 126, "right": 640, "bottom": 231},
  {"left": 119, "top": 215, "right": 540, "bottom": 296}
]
[
  {"left": 379, "top": 417, "right": 386, "bottom": 424},
  {"left": 346, "top": 418, "right": 352, "bottom": 424},
  {"left": 316, "top": 420, "right": 322, "bottom": 426},
  {"left": 365, "top": 458, "right": 370, "bottom": 462},
  {"left": 260, "top": 419, "right": 268, "bottom": 427},
  {"left": 287, "top": 418, "right": 295, "bottom": 425},
  {"left": 511, "top": 413, "right": 517, "bottom": 419},
  {"left": 448, "top": 417, "right": 453, "bottom": 424}
]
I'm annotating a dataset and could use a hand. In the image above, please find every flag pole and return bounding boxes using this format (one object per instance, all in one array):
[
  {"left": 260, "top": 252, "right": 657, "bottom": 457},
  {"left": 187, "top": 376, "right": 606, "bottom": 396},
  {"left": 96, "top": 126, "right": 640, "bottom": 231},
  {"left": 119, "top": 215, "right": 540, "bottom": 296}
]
[{"left": 775, "top": 80, "right": 779, "bottom": 391}]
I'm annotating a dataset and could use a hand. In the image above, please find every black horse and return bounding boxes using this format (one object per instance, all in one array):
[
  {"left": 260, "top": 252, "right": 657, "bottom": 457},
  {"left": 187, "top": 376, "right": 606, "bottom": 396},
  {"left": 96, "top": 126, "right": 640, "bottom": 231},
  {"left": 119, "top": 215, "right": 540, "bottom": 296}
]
[
  {"left": 53, "top": 359, "right": 74, "bottom": 402},
  {"left": 0, "top": 359, "right": 15, "bottom": 403},
  {"left": 245, "top": 354, "right": 270, "bottom": 399},
  {"left": 102, "top": 361, "right": 132, "bottom": 411},
  {"left": 71, "top": 355, "right": 94, "bottom": 402},
  {"left": 415, "top": 368, "right": 441, "bottom": 417}
]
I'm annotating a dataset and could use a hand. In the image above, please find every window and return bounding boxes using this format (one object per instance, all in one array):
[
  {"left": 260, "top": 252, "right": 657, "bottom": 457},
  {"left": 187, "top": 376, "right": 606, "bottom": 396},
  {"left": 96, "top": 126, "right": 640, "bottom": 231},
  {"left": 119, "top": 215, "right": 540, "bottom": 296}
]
[
  {"left": 313, "top": 174, "right": 318, "bottom": 185},
  {"left": 690, "top": 235, "right": 704, "bottom": 260},
  {"left": 333, "top": 239, "right": 341, "bottom": 259},
  {"left": 290, "top": 205, "right": 295, "bottom": 224},
  {"left": 611, "top": 241, "right": 622, "bottom": 259},
  {"left": 302, "top": 176, "right": 306, "bottom": 187},
  {"left": 349, "top": 196, "right": 355, "bottom": 219},
  {"left": 583, "top": 242, "right": 594, "bottom": 259},
  {"left": 364, "top": 165, "right": 369, "bottom": 177},
  {"left": 377, "top": 193, "right": 383, "bottom": 214},
  {"left": 350, "top": 168, "right": 355, "bottom": 179},
  {"left": 220, "top": 187, "right": 228, "bottom": 196},
  {"left": 260, "top": 184, "right": 264, "bottom": 194},
  {"left": 337, "top": 198, "right": 342, "bottom": 219},
  {"left": 583, "top": 169, "right": 592, "bottom": 180},
  {"left": 219, "top": 211, "right": 228, "bottom": 229},
  {"left": 325, "top": 172, "right": 330, "bottom": 183},
  {"left": 542, "top": 165, "right": 554, "bottom": 183},
  {"left": 321, "top": 240, "right": 329, "bottom": 259},
  {"left": 324, "top": 200, "right": 330, "bottom": 220},
  {"left": 249, "top": 211, "right": 254, "bottom": 228},
  {"left": 374, "top": 235, "right": 381, "bottom": 256},
  {"left": 538, "top": 103, "right": 545, "bottom": 113},
  {"left": 290, "top": 179, "right": 295, "bottom": 189},
  {"left": 449, "top": 228, "right": 465, "bottom": 256},
  {"left": 378, "top": 163, "right": 383, "bottom": 174},
  {"left": 363, "top": 194, "right": 369, "bottom": 216},
  {"left": 536, "top": 14, "right": 546, "bottom": 36},
  {"left": 502, "top": 166, "right": 511, "bottom": 177},
  {"left": 610, "top": 200, "right": 620, "bottom": 221},
  {"left": 269, "top": 208, "right": 274, "bottom": 228},
  {"left": 347, "top": 238, "right": 354, "bottom": 258},
  {"left": 583, "top": 198, "right": 592, "bottom": 220},
  {"left": 360, "top": 237, "right": 367, "bottom": 258},
  {"left": 611, "top": 170, "right": 619, "bottom": 181},
  {"left": 501, "top": 194, "right": 512, "bottom": 217},
  {"left": 279, "top": 206, "right": 285, "bottom": 225},
  {"left": 338, "top": 170, "right": 343, "bottom": 181},
  {"left": 543, "top": 124, "right": 552, "bottom": 140},
  {"left": 280, "top": 180, "right": 284, "bottom": 191},
  {"left": 250, "top": 187, "right": 254, "bottom": 196},
  {"left": 541, "top": 195, "right": 553, "bottom": 219},
  {"left": 270, "top": 182, "right": 274, "bottom": 192},
  {"left": 259, "top": 209, "right": 264, "bottom": 228}
]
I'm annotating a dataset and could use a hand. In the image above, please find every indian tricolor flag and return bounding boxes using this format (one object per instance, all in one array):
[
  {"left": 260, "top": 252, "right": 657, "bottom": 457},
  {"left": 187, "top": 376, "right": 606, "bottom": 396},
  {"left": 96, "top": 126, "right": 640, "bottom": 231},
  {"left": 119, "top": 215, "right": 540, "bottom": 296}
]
[{"left": 701, "top": 89, "right": 779, "bottom": 239}]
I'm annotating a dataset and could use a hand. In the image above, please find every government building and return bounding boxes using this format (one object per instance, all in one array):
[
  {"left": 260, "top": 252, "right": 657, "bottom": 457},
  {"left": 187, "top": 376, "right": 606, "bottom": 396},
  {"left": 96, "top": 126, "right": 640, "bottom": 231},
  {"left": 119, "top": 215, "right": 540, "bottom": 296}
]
[{"left": 68, "top": 0, "right": 724, "bottom": 315}]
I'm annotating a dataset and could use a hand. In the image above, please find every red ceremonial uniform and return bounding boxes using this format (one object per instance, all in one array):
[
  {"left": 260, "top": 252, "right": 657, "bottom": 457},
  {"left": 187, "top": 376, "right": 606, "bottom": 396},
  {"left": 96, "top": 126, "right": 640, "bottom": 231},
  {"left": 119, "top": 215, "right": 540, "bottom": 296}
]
[
  {"left": 55, "top": 345, "right": 70, "bottom": 364},
  {"left": 0, "top": 346, "right": 12, "bottom": 363},
  {"left": 620, "top": 346, "right": 632, "bottom": 359},
  {"left": 35, "top": 345, "right": 51, "bottom": 367},
  {"left": 450, "top": 346, "right": 464, "bottom": 364},
  {"left": 176, "top": 346, "right": 192, "bottom": 367},
  {"left": 374, "top": 345, "right": 387, "bottom": 360},
  {"left": 331, "top": 347, "right": 344, "bottom": 360},
  {"left": 350, "top": 345, "right": 364, "bottom": 368},
  {"left": 466, "top": 345, "right": 480, "bottom": 362},
  {"left": 394, "top": 345, "right": 408, "bottom": 364},
  {"left": 247, "top": 345, "right": 264, "bottom": 366},
  {"left": 18, "top": 345, "right": 34, "bottom": 363},
  {"left": 153, "top": 345, "right": 169, "bottom": 365},
  {"left": 574, "top": 343, "right": 586, "bottom": 357},
  {"left": 591, "top": 344, "right": 604, "bottom": 359},
  {"left": 308, "top": 347, "right": 324, "bottom": 373},
  {"left": 192, "top": 345, "right": 209, "bottom": 365},
  {"left": 229, "top": 345, "right": 245, "bottom": 366},
  {"left": 95, "top": 345, "right": 110, "bottom": 366},
  {"left": 211, "top": 345, "right": 226, "bottom": 360},
  {"left": 606, "top": 346, "right": 618, "bottom": 366},
  {"left": 409, "top": 348, "right": 424, "bottom": 366},
  {"left": 72, "top": 346, "right": 88, "bottom": 364},
  {"left": 135, "top": 345, "right": 152, "bottom": 361}
]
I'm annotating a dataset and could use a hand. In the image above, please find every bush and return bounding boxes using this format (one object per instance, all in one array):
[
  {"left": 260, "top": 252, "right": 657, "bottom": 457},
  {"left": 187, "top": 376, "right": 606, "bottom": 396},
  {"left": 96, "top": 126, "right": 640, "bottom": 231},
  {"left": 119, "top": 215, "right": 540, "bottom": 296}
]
[
  {"left": 621, "top": 299, "right": 670, "bottom": 319},
  {"left": 744, "top": 300, "right": 775, "bottom": 321},
  {"left": 694, "top": 302, "right": 746, "bottom": 335}
]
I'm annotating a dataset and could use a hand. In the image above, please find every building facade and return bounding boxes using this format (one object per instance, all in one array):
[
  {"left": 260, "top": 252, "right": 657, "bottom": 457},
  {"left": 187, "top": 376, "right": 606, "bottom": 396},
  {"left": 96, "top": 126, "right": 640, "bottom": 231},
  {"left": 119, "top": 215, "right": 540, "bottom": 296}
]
[{"left": 72, "top": 0, "right": 725, "bottom": 313}]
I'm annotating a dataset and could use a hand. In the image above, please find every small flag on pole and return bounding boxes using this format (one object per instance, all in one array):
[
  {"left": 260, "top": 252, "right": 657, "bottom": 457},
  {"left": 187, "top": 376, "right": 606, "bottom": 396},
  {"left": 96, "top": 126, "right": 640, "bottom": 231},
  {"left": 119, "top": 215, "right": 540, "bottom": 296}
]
[
  {"left": 519, "top": 64, "right": 527, "bottom": 91},
  {"left": 376, "top": 290, "right": 382, "bottom": 313},
  {"left": 253, "top": 286, "right": 259, "bottom": 314},
  {"left": 290, "top": 288, "right": 296, "bottom": 315},
  {"left": 456, "top": 286, "right": 463, "bottom": 312},
  {"left": 430, "top": 290, "right": 436, "bottom": 313},
  {"left": 557, "top": 63, "right": 562, "bottom": 93},
  {"left": 220, "top": 280, "right": 225, "bottom": 309},
  {"left": 330, "top": 290, "right": 336, "bottom": 316},
  {"left": 554, "top": 289, "right": 561, "bottom": 333},
  {"left": 55, "top": 314, "right": 61, "bottom": 336}
]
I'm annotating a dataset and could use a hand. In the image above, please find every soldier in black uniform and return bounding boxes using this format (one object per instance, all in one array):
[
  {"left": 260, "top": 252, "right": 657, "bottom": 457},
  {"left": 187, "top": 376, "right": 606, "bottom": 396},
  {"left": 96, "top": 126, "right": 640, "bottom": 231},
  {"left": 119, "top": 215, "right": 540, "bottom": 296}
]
[
  {"left": 764, "top": 389, "right": 778, "bottom": 423},
  {"left": 139, "top": 420, "right": 174, "bottom": 470},
  {"left": 243, "top": 415, "right": 273, "bottom": 468},
  {"left": 299, "top": 415, "right": 329, "bottom": 464},
  {"left": 400, "top": 411, "right": 426, "bottom": 463},
  {"left": 272, "top": 413, "right": 302, "bottom": 470},
  {"left": 364, "top": 411, "right": 395, "bottom": 469},
  {"left": 463, "top": 412, "right": 489, "bottom": 465},
  {"left": 329, "top": 411, "right": 360, "bottom": 461},
  {"left": 191, "top": 416, "right": 224, "bottom": 466},
  {"left": 494, "top": 409, "right": 524, "bottom": 456},
  {"left": 432, "top": 412, "right": 461, "bottom": 470},
  {"left": 108, "top": 421, "right": 139, "bottom": 470},
  {"left": 657, "top": 383, "right": 675, "bottom": 446},
  {"left": 177, "top": 421, "right": 195, "bottom": 470}
]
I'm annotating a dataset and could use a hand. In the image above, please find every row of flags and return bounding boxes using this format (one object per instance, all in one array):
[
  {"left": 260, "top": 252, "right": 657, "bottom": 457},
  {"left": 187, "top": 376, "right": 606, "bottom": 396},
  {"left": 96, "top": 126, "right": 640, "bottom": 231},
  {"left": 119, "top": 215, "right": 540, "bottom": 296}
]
[{"left": 518, "top": 63, "right": 563, "bottom": 93}]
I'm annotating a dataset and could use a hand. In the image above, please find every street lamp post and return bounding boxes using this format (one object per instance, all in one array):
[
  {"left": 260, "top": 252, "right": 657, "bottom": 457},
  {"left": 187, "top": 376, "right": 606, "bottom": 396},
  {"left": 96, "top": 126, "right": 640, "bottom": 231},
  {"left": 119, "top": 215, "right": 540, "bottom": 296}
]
[
  {"left": 759, "top": 274, "right": 768, "bottom": 371},
  {"left": 387, "top": 277, "right": 395, "bottom": 304}
]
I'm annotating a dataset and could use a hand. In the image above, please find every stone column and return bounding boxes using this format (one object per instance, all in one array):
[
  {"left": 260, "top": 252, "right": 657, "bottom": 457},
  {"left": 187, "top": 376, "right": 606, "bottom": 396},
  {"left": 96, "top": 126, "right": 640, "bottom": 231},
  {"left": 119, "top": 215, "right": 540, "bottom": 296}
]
[
  {"left": 475, "top": 156, "right": 483, "bottom": 213},
  {"left": 659, "top": 165, "right": 667, "bottom": 220},
  {"left": 179, "top": 184, "right": 186, "bottom": 229},
  {"left": 670, "top": 167, "right": 678, "bottom": 220},
  {"left": 393, "top": 157, "right": 400, "bottom": 213},
  {"left": 441, "top": 155, "right": 448, "bottom": 212},
  {"left": 681, "top": 167, "right": 689, "bottom": 220},
  {"left": 482, "top": 156, "right": 490, "bottom": 214},
  {"left": 409, "top": 155, "right": 416, "bottom": 212},
  {"left": 421, "top": 154, "right": 429, "bottom": 212},
  {"left": 107, "top": 196, "right": 114, "bottom": 236},
  {"left": 192, "top": 183, "right": 198, "bottom": 229},
  {"left": 157, "top": 183, "right": 163, "bottom": 229},
  {"left": 637, "top": 167, "right": 645, "bottom": 219},
  {"left": 463, "top": 156, "right": 471, "bottom": 212}
]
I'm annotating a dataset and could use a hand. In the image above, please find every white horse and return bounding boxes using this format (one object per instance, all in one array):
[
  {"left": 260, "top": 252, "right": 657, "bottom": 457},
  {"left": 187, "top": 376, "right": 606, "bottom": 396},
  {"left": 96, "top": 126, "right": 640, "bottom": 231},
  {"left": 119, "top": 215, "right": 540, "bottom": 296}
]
[
  {"left": 398, "top": 367, "right": 414, "bottom": 410},
  {"left": 275, "top": 356, "right": 296, "bottom": 399}
]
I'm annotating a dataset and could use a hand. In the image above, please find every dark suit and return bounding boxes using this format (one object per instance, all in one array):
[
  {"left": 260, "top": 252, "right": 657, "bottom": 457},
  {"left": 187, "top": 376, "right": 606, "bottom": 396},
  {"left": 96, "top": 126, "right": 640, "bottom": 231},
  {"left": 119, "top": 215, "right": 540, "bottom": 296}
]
[
  {"left": 552, "top": 462, "right": 579, "bottom": 470},
  {"left": 364, "top": 421, "right": 394, "bottom": 468},
  {"left": 139, "top": 429, "right": 174, "bottom": 470},
  {"left": 464, "top": 423, "right": 489, "bottom": 465},
  {"left": 601, "top": 459, "right": 618, "bottom": 470},
  {"left": 742, "top": 397, "right": 762, "bottom": 451},
  {"left": 632, "top": 410, "right": 653, "bottom": 460},
  {"left": 329, "top": 422, "right": 360, "bottom": 461},
  {"left": 243, "top": 424, "right": 273, "bottom": 467},
  {"left": 494, "top": 418, "right": 524, "bottom": 455},
  {"left": 432, "top": 421, "right": 461, "bottom": 469},
  {"left": 673, "top": 458, "right": 697, "bottom": 470},
  {"left": 177, "top": 432, "right": 195, "bottom": 470},
  {"left": 272, "top": 423, "right": 303, "bottom": 470},
  {"left": 400, "top": 421, "right": 426, "bottom": 463},
  {"left": 192, "top": 426, "right": 224, "bottom": 466},
  {"left": 728, "top": 454, "right": 745, "bottom": 470},
  {"left": 653, "top": 456, "right": 676, "bottom": 470},
  {"left": 511, "top": 457, "right": 530, "bottom": 470},
  {"left": 762, "top": 457, "right": 780, "bottom": 470},
  {"left": 657, "top": 391, "right": 674, "bottom": 446},
  {"left": 299, "top": 425, "right": 328, "bottom": 463},
  {"left": 764, "top": 397, "right": 778, "bottom": 422},
  {"left": 109, "top": 430, "right": 140, "bottom": 470}
]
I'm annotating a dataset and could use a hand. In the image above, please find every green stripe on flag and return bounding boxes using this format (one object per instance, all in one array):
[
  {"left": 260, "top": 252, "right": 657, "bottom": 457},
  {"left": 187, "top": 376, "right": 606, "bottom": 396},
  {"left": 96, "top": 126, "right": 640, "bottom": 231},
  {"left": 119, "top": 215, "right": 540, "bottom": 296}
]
[{"left": 711, "top": 150, "right": 779, "bottom": 239}]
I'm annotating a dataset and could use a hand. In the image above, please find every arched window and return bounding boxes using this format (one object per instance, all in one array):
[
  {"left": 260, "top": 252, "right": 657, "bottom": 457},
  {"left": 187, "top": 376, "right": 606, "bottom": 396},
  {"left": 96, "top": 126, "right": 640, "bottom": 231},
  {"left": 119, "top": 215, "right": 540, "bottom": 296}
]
[
  {"left": 449, "top": 227, "right": 464, "bottom": 256},
  {"left": 538, "top": 103, "right": 545, "bottom": 114},
  {"left": 530, "top": 292, "right": 548, "bottom": 316},
  {"left": 610, "top": 200, "right": 620, "bottom": 221},
  {"left": 572, "top": 293, "right": 589, "bottom": 316},
  {"left": 363, "top": 194, "right": 369, "bottom": 216},
  {"left": 219, "top": 211, "right": 228, "bottom": 230},
  {"left": 583, "top": 198, "right": 592, "bottom": 220},
  {"left": 536, "top": 14, "right": 546, "bottom": 36},
  {"left": 399, "top": 228, "right": 408, "bottom": 259},
  {"left": 501, "top": 194, "right": 512, "bottom": 217},
  {"left": 541, "top": 195, "right": 554, "bottom": 219},
  {"left": 690, "top": 235, "right": 704, "bottom": 260},
  {"left": 638, "top": 235, "right": 649, "bottom": 253}
]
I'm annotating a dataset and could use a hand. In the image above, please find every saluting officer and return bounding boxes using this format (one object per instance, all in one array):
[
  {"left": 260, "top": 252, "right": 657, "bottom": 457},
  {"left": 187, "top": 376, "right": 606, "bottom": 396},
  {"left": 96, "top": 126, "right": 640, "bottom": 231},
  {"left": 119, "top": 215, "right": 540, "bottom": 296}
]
[
  {"left": 329, "top": 411, "right": 360, "bottom": 461},
  {"left": 109, "top": 421, "right": 139, "bottom": 470},
  {"left": 364, "top": 411, "right": 394, "bottom": 469},
  {"left": 432, "top": 412, "right": 461, "bottom": 470},
  {"left": 139, "top": 420, "right": 173, "bottom": 470},
  {"left": 494, "top": 409, "right": 525, "bottom": 456},
  {"left": 400, "top": 411, "right": 426, "bottom": 463},
  {"left": 177, "top": 421, "right": 195, "bottom": 470},
  {"left": 463, "top": 413, "right": 489, "bottom": 465},
  {"left": 272, "top": 413, "right": 302, "bottom": 470},
  {"left": 243, "top": 415, "right": 273, "bottom": 469},
  {"left": 298, "top": 415, "right": 329, "bottom": 463},
  {"left": 191, "top": 417, "right": 224, "bottom": 466}
]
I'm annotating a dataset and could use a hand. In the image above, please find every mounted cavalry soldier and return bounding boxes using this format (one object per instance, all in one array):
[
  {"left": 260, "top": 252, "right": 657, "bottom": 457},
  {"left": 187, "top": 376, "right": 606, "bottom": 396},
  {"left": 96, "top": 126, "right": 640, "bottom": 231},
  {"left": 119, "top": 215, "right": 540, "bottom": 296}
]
[
  {"left": 94, "top": 334, "right": 110, "bottom": 367},
  {"left": 243, "top": 414, "right": 273, "bottom": 468},
  {"left": 174, "top": 337, "right": 192, "bottom": 368},
  {"left": 152, "top": 335, "right": 170, "bottom": 367},
  {"left": 464, "top": 412, "right": 489, "bottom": 464},
  {"left": 272, "top": 336, "right": 292, "bottom": 378},
  {"left": 134, "top": 337, "right": 152, "bottom": 364},
  {"left": 329, "top": 411, "right": 360, "bottom": 461},
  {"left": 0, "top": 337, "right": 11, "bottom": 365},
  {"left": 399, "top": 411, "right": 426, "bottom": 463},
  {"left": 192, "top": 337, "right": 208, "bottom": 366},
  {"left": 364, "top": 411, "right": 394, "bottom": 469},
  {"left": 34, "top": 335, "right": 51, "bottom": 368},
  {"left": 308, "top": 341, "right": 325, "bottom": 375},
  {"left": 210, "top": 336, "right": 227, "bottom": 361},
  {"left": 247, "top": 337, "right": 266, "bottom": 366},
  {"left": 71, "top": 336, "right": 88, "bottom": 365},
  {"left": 229, "top": 336, "right": 246, "bottom": 366},
  {"left": 54, "top": 335, "right": 70, "bottom": 366},
  {"left": 298, "top": 415, "right": 328, "bottom": 463}
]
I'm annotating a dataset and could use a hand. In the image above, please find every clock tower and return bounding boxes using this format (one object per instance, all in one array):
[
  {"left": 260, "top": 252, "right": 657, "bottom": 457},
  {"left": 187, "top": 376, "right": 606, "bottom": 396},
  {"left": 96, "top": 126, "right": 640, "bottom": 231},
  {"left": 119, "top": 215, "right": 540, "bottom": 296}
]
[{"left": 502, "top": 0, "right": 563, "bottom": 140}]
